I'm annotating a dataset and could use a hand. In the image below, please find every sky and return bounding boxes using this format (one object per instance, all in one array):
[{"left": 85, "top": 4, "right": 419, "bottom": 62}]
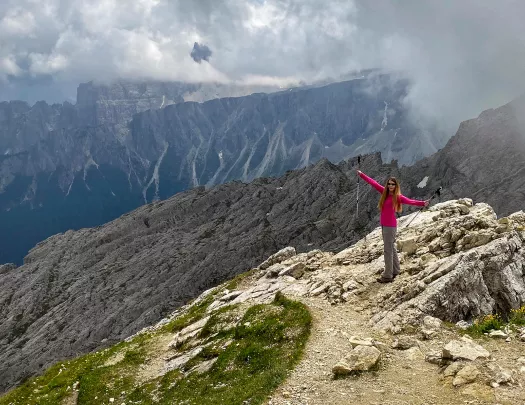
[{"left": 1, "top": 0, "right": 525, "bottom": 132}]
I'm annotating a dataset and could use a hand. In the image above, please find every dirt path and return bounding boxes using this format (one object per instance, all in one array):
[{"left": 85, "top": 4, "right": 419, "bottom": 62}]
[{"left": 265, "top": 297, "right": 524, "bottom": 405}]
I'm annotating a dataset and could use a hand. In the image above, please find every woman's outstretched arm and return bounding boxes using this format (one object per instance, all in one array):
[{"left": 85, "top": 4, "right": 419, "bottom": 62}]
[
  {"left": 399, "top": 195, "right": 429, "bottom": 207},
  {"left": 357, "top": 170, "right": 384, "bottom": 194}
]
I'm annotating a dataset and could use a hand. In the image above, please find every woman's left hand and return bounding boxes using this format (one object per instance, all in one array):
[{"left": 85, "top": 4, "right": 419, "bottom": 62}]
[{"left": 424, "top": 199, "right": 430, "bottom": 207}]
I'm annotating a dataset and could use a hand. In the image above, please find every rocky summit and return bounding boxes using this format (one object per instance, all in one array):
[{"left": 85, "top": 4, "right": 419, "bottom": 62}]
[{"left": 2, "top": 198, "right": 524, "bottom": 404}]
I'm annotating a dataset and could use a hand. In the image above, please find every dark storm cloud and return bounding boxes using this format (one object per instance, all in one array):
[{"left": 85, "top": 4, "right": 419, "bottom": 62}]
[
  {"left": 1, "top": 0, "right": 525, "bottom": 135},
  {"left": 190, "top": 42, "right": 212, "bottom": 63}
]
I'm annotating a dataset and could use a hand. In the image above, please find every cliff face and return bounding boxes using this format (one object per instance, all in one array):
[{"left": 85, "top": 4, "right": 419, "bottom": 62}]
[
  {"left": 405, "top": 95, "right": 525, "bottom": 217},
  {"left": 0, "top": 74, "right": 441, "bottom": 265},
  {"left": 127, "top": 75, "right": 435, "bottom": 192}
]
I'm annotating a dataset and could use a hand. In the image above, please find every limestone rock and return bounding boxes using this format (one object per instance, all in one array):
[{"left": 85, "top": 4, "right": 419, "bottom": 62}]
[
  {"left": 392, "top": 337, "right": 419, "bottom": 350},
  {"left": 265, "top": 264, "right": 287, "bottom": 278},
  {"left": 443, "top": 362, "right": 464, "bottom": 377},
  {"left": 333, "top": 345, "right": 381, "bottom": 375},
  {"left": 189, "top": 358, "right": 218, "bottom": 375},
  {"left": 491, "top": 369, "right": 514, "bottom": 385},
  {"left": 397, "top": 237, "right": 418, "bottom": 255},
  {"left": 168, "top": 316, "right": 210, "bottom": 349},
  {"left": 278, "top": 263, "right": 306, "bottom": 279},
  {"left": 442, "top": 338, "right": 490, "bottom": 361},
  {"left": 488, "top": 330, "right": 508, "bottom": 339},
  {"left": 455, "top": 320, "right": 470, "bottom": 330},
  {"left": 332, "top": 362, "right": 353, "bottom": 376},
  {"left": 421, "top": 316, "right": 442, "bottom": 340},
  {"left": 220, "top": 290, "right": 243, "bottom": 302},
  {"left": 425, "top": 350, "right": 444, "bottom": 365},
  {"left": 349, "top": 336, "right": 374, "bottom": 348},
  {"left": 403, "top": 347, "right": 424, "bottom": 361},
  {"left": 258, "top": 247, "right": 297, "bottom": 270},
  {"left": 165, "top": 347, "right": 203, "bottom": 372},
  {"left": 452, "top": 365, "right": 480, "bottom": 386}
]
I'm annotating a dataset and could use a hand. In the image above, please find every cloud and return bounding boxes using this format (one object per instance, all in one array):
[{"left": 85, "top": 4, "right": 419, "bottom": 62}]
[
  {"left": 1, "top": 0, "right": 525, "bottom": 133},
  {"left": 190, "top": 42, "right": 212, "bottom": 63}
]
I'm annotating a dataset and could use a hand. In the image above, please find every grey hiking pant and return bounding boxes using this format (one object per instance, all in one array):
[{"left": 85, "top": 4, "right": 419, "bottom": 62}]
[{"left": 382, "top": 226, "right": 400, "bottom": 279}]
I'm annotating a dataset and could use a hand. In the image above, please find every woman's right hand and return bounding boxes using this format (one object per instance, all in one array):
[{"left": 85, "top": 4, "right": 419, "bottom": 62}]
[{"left": 357, "top": 170, "right": 362, "bottom": 176}]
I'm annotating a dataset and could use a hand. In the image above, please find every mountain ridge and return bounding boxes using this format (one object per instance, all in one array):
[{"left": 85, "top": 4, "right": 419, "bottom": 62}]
[{"left": 0, "top": 74, "right": 443, "bottom": 265}]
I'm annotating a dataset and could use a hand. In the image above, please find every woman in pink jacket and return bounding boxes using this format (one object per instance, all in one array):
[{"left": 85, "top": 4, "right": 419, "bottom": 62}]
[{"left": 357, "top": 170, "right": 429, "bottom": 283}]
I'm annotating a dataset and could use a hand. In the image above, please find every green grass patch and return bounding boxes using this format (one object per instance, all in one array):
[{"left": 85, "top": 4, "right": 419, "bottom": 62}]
[
  {"left": 158, "top": 292, "right": 311, "bottom": 405},
  {"left": 0, "top": 332, "right": 154, "bottom": 405},
  {"left": 160, "top": 292, "right": 216, "bottom": 334},
  {"left": 463, "top": 314, "right": 504, "bottom": 337},
  {"left": 509, "top": 305, "right": 525, "bottom": 326},
  {"left": 224, "top": 268, "right": 258, "bottom": 291},
  {"left": 1, "top": 292, "right": 312, "bottom": 405}
]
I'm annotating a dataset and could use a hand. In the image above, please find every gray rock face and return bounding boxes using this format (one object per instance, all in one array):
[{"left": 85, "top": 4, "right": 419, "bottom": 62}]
[
  {"left": 0, "top": 100, "right": 78, "bottom": 156},
  {"left": 406, "top": 95, "right": 525, "bottom": 217},
  {"left": 76, "top": 81, "right": 197, "bottom": 129},
  {"left": 0, "top": 74, "right": 439, "bottom": 265},
  {"left": 0, "top": 157, "right": 382, "bottom": 393},
  {"left": 364, "top": 200, "right": 525, "bottom": 332}
]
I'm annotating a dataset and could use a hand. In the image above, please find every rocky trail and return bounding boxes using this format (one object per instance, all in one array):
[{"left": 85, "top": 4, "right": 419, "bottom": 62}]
[
  {"left": 265, "top": 297, "right": 524, "bottom": 405},
  {"left": 4, "top": 198, "right": 524, "bottom": 405},
  {"left": 251, "top": 198, "right": 525, "bottom": 404}
]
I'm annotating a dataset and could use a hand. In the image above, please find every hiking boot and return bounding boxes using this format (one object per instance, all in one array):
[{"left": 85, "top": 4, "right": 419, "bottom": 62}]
[{"left": 376, "top": 277, "right": 394, "bottom": 283}]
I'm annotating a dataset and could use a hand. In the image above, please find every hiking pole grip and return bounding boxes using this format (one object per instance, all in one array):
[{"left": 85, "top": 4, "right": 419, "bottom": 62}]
[{"left": 404, "top": 186, "right": 442, "bottom": 228}]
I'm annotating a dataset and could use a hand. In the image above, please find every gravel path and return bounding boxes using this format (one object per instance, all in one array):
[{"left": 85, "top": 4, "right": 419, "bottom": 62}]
[{"left": 265, "top": 297, "right": 525, "bottom": 405}]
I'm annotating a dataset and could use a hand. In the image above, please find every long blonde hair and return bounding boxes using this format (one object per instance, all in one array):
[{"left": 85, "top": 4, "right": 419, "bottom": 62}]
[{"left": 378, "top": 176, "right": 402, "bottom": 213}]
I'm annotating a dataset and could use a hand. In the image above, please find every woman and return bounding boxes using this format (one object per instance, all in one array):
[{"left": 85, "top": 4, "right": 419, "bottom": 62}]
[{"left": 357, "top": 170, "right": 429, "bottom": 283}]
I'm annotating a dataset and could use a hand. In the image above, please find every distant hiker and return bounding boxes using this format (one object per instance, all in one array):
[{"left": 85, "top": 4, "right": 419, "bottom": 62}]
[{"left": 356, "top": 170, "right": 429, "bottom": 283}]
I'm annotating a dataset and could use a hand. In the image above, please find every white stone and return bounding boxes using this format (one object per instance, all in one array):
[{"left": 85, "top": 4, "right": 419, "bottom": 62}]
[
  {"left": 442, "top": 338, "right": 490, "bottom": 361},
  {"left": 452, "top": 365, "right": 480, "bottom": 386},
  {"left": 334, "top": 345, "right": 381, "bottom": 373},
  {"left": 349, "top": 336, "right": 373, "bottom": 347},
  {"left": 488, "top": 330, "right": 508, "bottom": 339}
]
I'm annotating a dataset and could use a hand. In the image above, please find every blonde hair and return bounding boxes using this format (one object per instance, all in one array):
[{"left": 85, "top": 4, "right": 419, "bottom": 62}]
[{"left": 378, "top": 177, "right": 402, "bottom": 213}]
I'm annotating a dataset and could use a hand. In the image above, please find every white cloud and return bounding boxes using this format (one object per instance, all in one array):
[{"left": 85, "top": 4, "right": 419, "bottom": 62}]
[
  {"left": 1, "top": 0, "right": 525, "bottom": 132},
  {"left": 0, "top": 8, "right": 36, "bottom": 36},
  {"left": 0, "top": 55, "right": 22, "bottom": 78}
]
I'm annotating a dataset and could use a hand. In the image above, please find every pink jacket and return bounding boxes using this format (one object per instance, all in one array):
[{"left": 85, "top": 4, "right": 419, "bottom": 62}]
[{"left": 359, "top": 172, "right": 426, "bottom": 227}]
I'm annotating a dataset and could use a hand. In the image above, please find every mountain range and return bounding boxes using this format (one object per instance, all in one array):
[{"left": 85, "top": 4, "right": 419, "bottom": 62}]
[
  {"left": 1, "top": 93, "right": 524, "bottom": 393},
  {"left": 0, "top": 73, "right": 448, "bottom": 265}
]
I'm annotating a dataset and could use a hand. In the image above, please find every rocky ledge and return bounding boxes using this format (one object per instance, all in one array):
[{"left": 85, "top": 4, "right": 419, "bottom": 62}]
[{"left": 132, "top": 198, "right": 525, "bottom": 392}]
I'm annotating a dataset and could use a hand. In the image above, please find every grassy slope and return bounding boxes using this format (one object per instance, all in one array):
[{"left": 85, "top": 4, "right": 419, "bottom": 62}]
[{"left": 1, "top": 290, "right": 311, "bottom": 405}]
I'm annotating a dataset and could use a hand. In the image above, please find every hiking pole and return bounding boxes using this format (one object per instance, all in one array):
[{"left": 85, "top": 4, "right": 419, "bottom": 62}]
[
  {"left": 356, "top": 155, "right": 367, "bottom": 243},
  {"left": 404, "top": 186, "right": 442, "bottom": 229},
  {"left": 356, "top": 155, "right": 361, "bottom": 217}
]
